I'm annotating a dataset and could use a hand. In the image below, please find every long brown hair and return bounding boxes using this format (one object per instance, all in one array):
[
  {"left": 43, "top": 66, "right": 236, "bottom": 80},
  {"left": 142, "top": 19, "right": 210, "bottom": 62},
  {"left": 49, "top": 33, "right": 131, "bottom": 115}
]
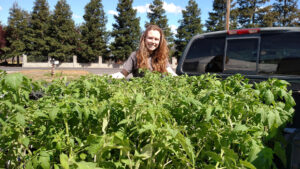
[{"left": 137, "top": 25, "right": 169, "bottom": 73}]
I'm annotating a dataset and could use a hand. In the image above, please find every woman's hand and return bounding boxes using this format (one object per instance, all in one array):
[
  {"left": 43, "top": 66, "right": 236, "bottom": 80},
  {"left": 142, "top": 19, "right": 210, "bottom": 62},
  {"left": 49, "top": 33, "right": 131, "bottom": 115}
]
[
  {"left": 167, "top": 67, "right": 177, "bottom": 76},
  {"left": 111, "top": 72, "right": 125, "bottom": 79}
]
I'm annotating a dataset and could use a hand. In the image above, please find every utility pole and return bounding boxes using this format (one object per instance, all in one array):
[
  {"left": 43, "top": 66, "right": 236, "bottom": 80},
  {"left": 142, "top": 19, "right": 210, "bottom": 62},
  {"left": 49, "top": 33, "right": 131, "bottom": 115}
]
[{"left": 226, "top": 0, "right": 231, "bottom": 30}]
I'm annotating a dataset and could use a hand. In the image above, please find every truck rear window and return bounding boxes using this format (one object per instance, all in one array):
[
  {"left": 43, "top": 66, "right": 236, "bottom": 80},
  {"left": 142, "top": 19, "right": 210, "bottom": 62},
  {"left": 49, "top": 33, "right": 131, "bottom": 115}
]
[{"left": 259, "top": 32, "right": 300, "bottom": 75}]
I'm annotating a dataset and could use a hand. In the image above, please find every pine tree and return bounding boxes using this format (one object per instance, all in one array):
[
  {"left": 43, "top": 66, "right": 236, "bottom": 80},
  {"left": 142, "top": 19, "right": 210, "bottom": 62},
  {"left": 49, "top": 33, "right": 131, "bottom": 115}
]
[
  {"left": 256, "top": 5, "right": 276, "bottom": 27},
  {"left": 6, "top": 3, "right": 29, "bottom": 64},
  {"left": 110, "top": 0, "right": 140, "bottom": 61},
  {"left": 0, "top": 24, "right": 7, "bottom": 60},
  {"left": 174, "top": 0, "right": 202, "bottom": 60},
  {"left": 26, "top": 0, "right": 51, "bottom": 61},
  {"left": 206, "top": 0, "right": 237, "bottom": 31},
  {"left": 236, "top": 0, "right": 270, "bottom": 28},
  {"left": 273, "top": 0, "right": 299, "bottom": 26},
  {"left": 48, "top": 0, "right": 77, "bottom": 62},
  {"left": 298, "top": 9, "right": 300, "bottom": 26},
  {"left": 147, "top": 0, "right": 173, "bottom": 48},
  {"left": 79, "top": 0, "right": 108, "bottom": 62}
]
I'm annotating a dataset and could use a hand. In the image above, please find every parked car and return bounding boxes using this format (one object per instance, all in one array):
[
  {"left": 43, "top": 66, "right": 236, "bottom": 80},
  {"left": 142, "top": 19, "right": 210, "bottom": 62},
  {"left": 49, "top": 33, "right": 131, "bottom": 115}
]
[{"left": 176, "top": 27, "right": 300, "bottom": 169}]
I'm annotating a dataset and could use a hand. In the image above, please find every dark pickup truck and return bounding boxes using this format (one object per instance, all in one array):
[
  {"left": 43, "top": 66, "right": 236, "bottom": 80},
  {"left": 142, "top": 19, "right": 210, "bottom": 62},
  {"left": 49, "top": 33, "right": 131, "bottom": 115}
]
[{"left": 176, "top": 27, "right": 300, "bottom": 169}]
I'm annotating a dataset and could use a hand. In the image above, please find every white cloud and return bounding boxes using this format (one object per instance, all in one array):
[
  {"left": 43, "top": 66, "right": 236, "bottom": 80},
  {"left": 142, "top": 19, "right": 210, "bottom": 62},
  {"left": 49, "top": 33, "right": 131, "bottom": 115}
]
[
  {"left": 72, "top": 14, "right": 81, "bottom": 19},
  {"left": 108, "top": 10, "right": 118, "bottom": 16},
  {"left": 0, "top": 6, "right": 3, "bottom": 11},
  {"left": 170, "top": 25, "right": 178, "bottom": 34},
  {"left": 133, "top": 4, "right": 151, "bottom": 13},
  {"left": 134, "top": 2, "right": 182, "bottom": 14},
  {"left": 163, "top": 2, "right": 183, "bottom": 14}
]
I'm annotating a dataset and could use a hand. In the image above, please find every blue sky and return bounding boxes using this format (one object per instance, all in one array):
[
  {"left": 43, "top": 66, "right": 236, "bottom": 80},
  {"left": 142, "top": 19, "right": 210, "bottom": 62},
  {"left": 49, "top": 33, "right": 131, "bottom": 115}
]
[
  {"left": 0, "top": 0, "right": 298, "bottom": 33},
  {"left": 1, "top": 0, "right": 210, "bottom": 33}
]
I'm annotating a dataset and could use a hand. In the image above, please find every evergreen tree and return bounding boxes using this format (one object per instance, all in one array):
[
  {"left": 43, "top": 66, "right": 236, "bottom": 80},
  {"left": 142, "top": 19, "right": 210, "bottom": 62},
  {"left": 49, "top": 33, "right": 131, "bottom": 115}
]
[
  {"left": 298, "top": 9, "right": 300, "bottom": 26},
  {"left": 146, "top": 0, "right": 173, "bottom": 48},
  {"left": 48, "top": 0, "right": 77, "bottom": 62},
  {"left": 110, "top": 0, "right": 140, "bottom": 61},
  {"left": 26, "top": 0, "right": 51, "bottom": 61},
  {"left": 79, "top": 0, "right": 108, "bottom": 62},
  {"left": 236, "top": 0, "right": 270, "bottom": 28},
  {"left": 206, "top": 0, "right": 237, "bottom": 31},
  {"left": 0, "top": 24, "right": 7, "bottom": 60},
  {"left": 5, "top": 3, "right": 29, "bottom": 64},
  {"left": 174, "top": 0, "right": 202, "bottom": 60},
  {"left": 230, "top": 7, "right": 239, "bottom": 29},
  {"left": 273, "top": 0, "right": 299, "bottom": 26},
  {"left": 256, "top": 5, "right": 276, "bottom": 27}
]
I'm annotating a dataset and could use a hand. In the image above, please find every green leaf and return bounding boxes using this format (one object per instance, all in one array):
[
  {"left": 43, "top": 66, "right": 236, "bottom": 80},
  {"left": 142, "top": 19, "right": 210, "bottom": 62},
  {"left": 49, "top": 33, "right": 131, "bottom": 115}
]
[
  {"left": 34, "top": 110, "right": 48, "bottom": 118},
  {"left": 274, "top": 110, "right": 283, "bottom": 126},
  {"left": 176, "top": 132, "right": 195, "bottom": 165},
  {"left": 248, "top": 144, "right": 273, "bottom": 169},
  {"left": 25, "top": 161, "right": 33, "bottom": 169},
  {"left": 203, "top": 165, "right": 216, "bottom": 169},
  {"left": 240, "top": 160, "right": 256, "bottom": 169},
  {"left": 118, "top": 118, "right": 133, "bottom": 126},
  {"left": 248, "top": 141, "right": 260, "bottom": 162},
  {"left": 20, "top": 137, "right": 30, "bottom": 147},
  {"left": 49, "top": 108, "right": 59, "bottom": 122},
  {"left": 54, "top": 164, "right": 60, "bottom": 169},
  {"left": 274, "top": 141, "right": 287, "bottom": 168},
  {"left": 39, "top": 152, "right": 50, "bottom": 169},
  {"left": 3, "top": 100, "right": 12, "bottom": 109},
  {"left": 32, "top": 156, "right": 39, "bottom": 168},
  {"left": 15, "top": 113, "right": 25, "bottom": 126},
  {"left": 121, "top": 159, "right": 133, "bottom": 166},
  {"left": 138, "top": 123, "right": 156, "bottom": 134},
  {"left": 205, "top": 106, "right": 213, "bottom": 121},
  {"left": 275, "top": 80, "right": 289, "bottom": 87},
  {"left": 206, "top": 151, "right": 222, "bottom": 162},
  {"left": 135, "top": 93, "right": 143, "bottom": 104},
  {"left": 83, "top": 80, "right": 92, "bottom": 90},
  {"left": 223, "top": 147, "right": 238, "bottom": 160},
  {"left": 15, "top": 105, "right": 26, "bottom": 113},
  {"left": 268, "top": 111, "right": 276, "bottom": 129},
  {"left": 76, "top": 161, "right": 100, "bottom": 169},
  {"left": 234, "top": 124, "right": 248, "bottom": 132},
  {"left": 83, "top": 107, "right": 90, "bottom": 120},
  {"left": 278, "top": 89, "right": 287, "bottom": 99},
  {"left": 75, "top": 105, "right": 82, "bottom": 121},
  {"left": 139, "top": 144, "right": 153, "bottom": 160},
  {"left": 80, "top": 153, "right": 87, "bottom": 160},
  {"left": 264, "top": 90, "right": 274, "bottom": 105},
  {"left": 285, "top": 94, "right": 296, "bottom": 107},
  {"left": 60, "top": 153, "right": 69, "bottom": 169},
  {"left": 4, "top": 73, "right": 23, "bottom": 91},
  {"left": 257, "top": 107, "right": 267, "bottom": 123}
]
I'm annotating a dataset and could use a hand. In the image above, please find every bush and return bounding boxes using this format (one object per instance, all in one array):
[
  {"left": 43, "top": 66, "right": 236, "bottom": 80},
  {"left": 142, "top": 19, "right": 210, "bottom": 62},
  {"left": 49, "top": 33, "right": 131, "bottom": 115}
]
[{"left": 0, "top": 71, "right": 295, "bottom": 168}]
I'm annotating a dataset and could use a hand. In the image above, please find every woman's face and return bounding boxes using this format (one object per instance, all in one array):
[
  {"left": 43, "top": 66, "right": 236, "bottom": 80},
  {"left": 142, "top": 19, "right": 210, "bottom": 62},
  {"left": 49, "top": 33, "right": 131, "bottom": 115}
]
[{"left": 145, "top": 30, "right": 161, "bottom": 52}]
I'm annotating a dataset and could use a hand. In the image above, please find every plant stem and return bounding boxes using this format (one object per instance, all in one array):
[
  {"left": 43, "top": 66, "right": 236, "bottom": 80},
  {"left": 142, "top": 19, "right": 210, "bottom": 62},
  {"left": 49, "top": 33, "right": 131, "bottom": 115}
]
[{"left": 64, "top": 119, "right": 73, "bottom": 157}]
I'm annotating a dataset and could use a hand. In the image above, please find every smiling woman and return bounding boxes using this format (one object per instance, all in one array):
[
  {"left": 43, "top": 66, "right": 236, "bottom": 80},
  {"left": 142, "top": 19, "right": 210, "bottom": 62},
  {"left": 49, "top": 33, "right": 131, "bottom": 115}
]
[{"left": 112, "top": 24, "right": 177, "bottom": 78}]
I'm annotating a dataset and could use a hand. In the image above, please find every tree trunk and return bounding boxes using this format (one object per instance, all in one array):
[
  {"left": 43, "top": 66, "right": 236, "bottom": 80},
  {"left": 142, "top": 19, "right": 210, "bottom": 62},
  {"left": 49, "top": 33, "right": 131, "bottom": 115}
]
[
  {"left": 252, "top": 1, "right": 256, "bottom": 26},
  {"left": 283, "top": 0, "right": 287, "bottom": 26}
]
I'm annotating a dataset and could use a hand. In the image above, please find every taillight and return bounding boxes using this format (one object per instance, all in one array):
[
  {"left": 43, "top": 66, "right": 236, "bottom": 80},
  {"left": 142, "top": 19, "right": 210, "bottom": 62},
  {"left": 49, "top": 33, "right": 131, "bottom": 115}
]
[{"left": 227, "top": 28, "right": 260, "bottom": 35}]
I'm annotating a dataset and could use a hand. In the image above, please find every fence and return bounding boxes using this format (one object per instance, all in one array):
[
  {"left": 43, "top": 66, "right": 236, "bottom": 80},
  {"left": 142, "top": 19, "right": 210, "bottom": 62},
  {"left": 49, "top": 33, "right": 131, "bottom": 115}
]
[{"left": 22, "top": 55, "right": 177, "bottom": 69}]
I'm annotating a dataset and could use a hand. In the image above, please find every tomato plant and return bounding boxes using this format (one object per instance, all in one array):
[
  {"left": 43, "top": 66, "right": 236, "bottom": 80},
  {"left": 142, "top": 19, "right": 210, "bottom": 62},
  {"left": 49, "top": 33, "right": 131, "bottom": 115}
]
[{"left": 0, "top": 71, "right": 295, "bottom": 169}]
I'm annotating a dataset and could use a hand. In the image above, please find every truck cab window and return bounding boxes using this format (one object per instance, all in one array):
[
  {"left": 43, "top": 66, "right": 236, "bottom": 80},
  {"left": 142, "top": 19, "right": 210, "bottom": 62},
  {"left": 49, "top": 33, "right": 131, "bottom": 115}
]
[
  {"left": 224, "top": 38, "right": 259, "bottom": 74},
  {"left": 259, "top": 32, "right": 300, "bottom": 75},
  {"left": 182, "top": 37, "right": 225, "bottom": 73}
]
